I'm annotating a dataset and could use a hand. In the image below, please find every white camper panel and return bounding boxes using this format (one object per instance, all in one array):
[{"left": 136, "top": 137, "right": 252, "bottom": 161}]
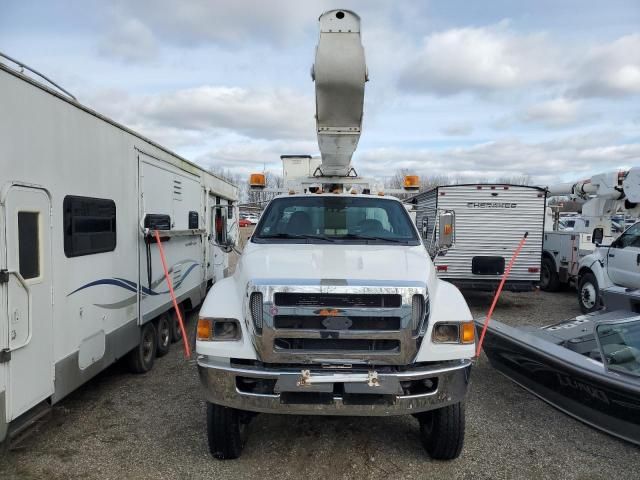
[
  {"left": 416, "top": 185, "right": 546, "bottom": 291},
  {"left": 0, "top": 63, "right": 238, "bottom": 441},
  {"left": 139, "top": 153, "right": 205, "bottom": 321}
]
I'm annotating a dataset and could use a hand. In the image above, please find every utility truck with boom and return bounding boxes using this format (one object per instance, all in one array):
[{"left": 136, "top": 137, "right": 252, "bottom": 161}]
[
  {"left": 196, "top": 10, "right": 476, "bottom": 460},
  {"left": 541, "top": 168, "right": 640, "bottom": 312}
]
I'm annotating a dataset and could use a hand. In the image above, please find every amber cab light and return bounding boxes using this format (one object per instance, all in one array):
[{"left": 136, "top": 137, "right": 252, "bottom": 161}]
[
  {"left": 403, "top": 175, "right": 420, "bottom": 191},
  {"left": 249, "top": 173, "right": 266, "bottom": 189}
]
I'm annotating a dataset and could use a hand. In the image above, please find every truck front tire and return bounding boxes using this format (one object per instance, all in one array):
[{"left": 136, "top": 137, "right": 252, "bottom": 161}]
[
  {"left": 540, "top": 257, "right": 560, "bottom": 291},
  {"left": 578, "top": 271, "right": 601, "bottom": 313},
  {"left": 207, "top": 402, "right": 247, "bottom": 460},
  {"left": 417, "top": 402, "right": 465, "bottom": 460}
]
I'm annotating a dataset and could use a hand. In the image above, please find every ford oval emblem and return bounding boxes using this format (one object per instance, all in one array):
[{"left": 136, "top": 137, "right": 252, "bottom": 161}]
[{"left": 322, "top": 317, "right": 352, "bottom": 330}]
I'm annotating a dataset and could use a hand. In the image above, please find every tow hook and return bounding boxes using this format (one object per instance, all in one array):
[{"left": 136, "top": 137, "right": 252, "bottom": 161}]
[{"left": 296, "top": 369, "right": 380, "bottom": 387}]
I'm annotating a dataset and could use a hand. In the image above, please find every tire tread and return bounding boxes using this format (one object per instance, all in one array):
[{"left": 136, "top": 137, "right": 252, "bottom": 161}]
[
  {"left": 578, "top": 271, "right": 601, "bottom": 314},
  {"left": 419, "top": 402, "right": 465, "bottom": 460},
  {"left": 207, "top": 403, "right": 244, "bottom": 460},
  {"left": 127, "top": 322, "right": 157, "bottom": 373},
  {"left": 541, "top": 257, "right": 561, "bottom": 292}
]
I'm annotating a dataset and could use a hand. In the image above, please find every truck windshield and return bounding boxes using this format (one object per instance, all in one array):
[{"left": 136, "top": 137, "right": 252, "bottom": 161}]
[{"left": 253, "top": 196, "right": 419, "bottom": 245}]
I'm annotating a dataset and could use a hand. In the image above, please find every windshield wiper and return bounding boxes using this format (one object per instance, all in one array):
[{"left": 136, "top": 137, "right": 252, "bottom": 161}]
[
  {"left": 257, "top": 233, "right": 336, "bottom": 242},
  {"left": 339, "top": 233, "right": 408, "bottom": 243}
]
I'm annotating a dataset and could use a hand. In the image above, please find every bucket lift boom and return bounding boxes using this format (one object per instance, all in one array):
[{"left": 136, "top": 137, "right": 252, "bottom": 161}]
[{"left": 312, "top": 9, "right": 367, "bottom": 177}]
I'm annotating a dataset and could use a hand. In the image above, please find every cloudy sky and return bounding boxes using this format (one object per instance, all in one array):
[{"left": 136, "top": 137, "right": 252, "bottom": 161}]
[{"left": 2, "top": 0, "right": 639, "bottom": 185}]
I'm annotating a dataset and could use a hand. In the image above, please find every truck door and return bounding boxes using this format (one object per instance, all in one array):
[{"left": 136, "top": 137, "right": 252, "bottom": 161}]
[
  {"left": 607, "top": 223, "right": 640, "bottom": 288},
  {"left": 2, "top": 186, "right": 54, "bottom": 420}
]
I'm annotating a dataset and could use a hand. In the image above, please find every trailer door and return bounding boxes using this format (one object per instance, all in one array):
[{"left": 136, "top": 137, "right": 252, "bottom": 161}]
[{"left": 2, "top": 186, "right": 54, "bottom": 420}]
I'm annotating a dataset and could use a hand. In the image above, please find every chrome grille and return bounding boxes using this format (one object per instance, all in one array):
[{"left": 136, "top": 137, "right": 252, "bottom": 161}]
[
  {"left": 247, "top": 281, "right": 428, "bottom": 366},
  {"left": 274, "top": 315, "right": 401, "bottom": 330},
  {"left": 274, "top": 293, "right": 402, "bottom": 308},
  {"left": 411, "top": 294, "right": 423, "bottom": 333},
  {"left": 250, "top": 292, "right": 263, "bottom": 333},
  {"left": 273, "top": 338, "right": 400, "bottom": 352}
]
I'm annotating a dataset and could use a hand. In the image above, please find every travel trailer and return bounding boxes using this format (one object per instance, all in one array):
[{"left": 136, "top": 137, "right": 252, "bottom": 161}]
[
  {"left": 410, "top": 184, "right": 546, "bottom": 292},
  {"left": 0, "top": 57, "right": 238, "bottom": 443}
]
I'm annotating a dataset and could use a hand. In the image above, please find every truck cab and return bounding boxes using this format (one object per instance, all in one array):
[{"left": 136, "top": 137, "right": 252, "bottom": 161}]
[
  {"left": 196, "top": 193, "right": 475, "bottom": 460},
  {"left": 578, "top": 221, "right": 640, "bottom": 313}
]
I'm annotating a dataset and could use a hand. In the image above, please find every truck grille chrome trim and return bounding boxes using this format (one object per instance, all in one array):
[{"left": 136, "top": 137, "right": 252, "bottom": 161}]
[
  {"left": 250, "top": 292, "right": 263, "bottom": 333},
  {"left": 246, "top": 281, "right": 428, "bottom": 365},
  {"left": 274, "top": 292, "right": 402, "bottom": 308}
]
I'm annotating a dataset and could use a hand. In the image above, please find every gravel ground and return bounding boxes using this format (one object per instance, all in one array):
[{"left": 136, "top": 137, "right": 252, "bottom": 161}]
[{"left": 1, "top": 249, "right": 638, "bottom": 478}]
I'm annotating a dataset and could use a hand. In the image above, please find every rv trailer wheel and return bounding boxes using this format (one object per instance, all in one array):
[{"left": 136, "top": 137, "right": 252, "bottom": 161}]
[
  {"left": 206, "top": 402, "right": 248, "bottom": 460},
  {"left": 578, "top": 271, "right": 601, "bottom": 314},
  {"left": 156, "top": 313, "right": 171, "bottom": 357},
  {"left": 417, "top": 402, "right": 465, "bottom": 460},
  {"left": 540, "top": 257, "right": 560, "bottom": 291},
  {"left": 127, "top": 322, "right": 157, "bottom": 373},
  {"left": 169, "top": 304, "right": 186, "bottom": 343}
]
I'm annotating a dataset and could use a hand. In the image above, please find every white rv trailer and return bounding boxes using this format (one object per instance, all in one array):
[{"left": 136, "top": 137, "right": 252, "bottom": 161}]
[
  {"left": 0, "top": 60, "right": 238, "bottom": 443},
  {"left": 410, "top": 184, "right": 546, "bottom": 292}
]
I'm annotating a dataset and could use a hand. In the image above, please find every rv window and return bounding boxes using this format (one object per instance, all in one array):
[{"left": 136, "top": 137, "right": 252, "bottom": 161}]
[
  {"left": 188, "top": 211, "right": 199, "bottom": 229},
  {"left": 64, "top": 196, "right": 117, "bottom": 257},
  {"left": 18, "top": 212, "right": 40, "bottom": 279},
  {"left": 228, "top": 203, "right": 234, "bottom": 220}
]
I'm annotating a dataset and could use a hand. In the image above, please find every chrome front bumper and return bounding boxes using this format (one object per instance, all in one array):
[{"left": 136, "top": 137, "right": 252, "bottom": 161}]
[{"left": 197, "top": 356, "right": 472, "bottom": 416}]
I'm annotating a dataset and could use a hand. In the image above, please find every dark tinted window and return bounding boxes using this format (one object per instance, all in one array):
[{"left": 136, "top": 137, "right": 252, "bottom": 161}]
[
  {"left": 18, "top": 212, "right": 40, "bottom": 279},
  {"left": 215, "top": 207, "right": 227, "bottom": 244},
  {"left": 188, "top": 211, "right": 199, "bottom": 229},
  {"left": 254, "top": 196, "right": 419, "bottom": 245},
  {"left": 64, "top": 196, "right": 116, "bottom": 257},
  {"left": 617, "top": 223, "right": 640, "bottom": 248}
]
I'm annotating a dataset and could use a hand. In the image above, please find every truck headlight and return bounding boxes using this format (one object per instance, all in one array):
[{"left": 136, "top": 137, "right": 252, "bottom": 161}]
[
  {"left": 432, "top": 321, "right": 475, "bottom": 344},
  {"left": 197, "top": 318, "right": 241, "bottom": 341}
]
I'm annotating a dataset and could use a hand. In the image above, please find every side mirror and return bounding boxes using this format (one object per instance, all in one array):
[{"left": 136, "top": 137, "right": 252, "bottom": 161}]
[
  {"left": 421, "top": 218, "right": 428, "bottom": 239},
  {"left": 437, "top": 212, "right": 455, "bottom": 248},
  {"left": 592, "top": 228, "right": 604, "bottom": 245}
]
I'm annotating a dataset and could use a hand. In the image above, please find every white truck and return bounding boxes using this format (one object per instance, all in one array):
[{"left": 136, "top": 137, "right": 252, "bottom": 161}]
[
  {"left": 410, "top": 184, "right": 546, "bottom": 292},
  {"left": 196, "top": 10, "right": 475, "bottom": 461},
  {"left": 540, "top": 169, "right": 640, "bottom": 313},
  {"left": 577, "top": 219, "right": 640, "bottom": 313},
  {"left": 0, "top": 53, "right": 238, "bottom": 443}
]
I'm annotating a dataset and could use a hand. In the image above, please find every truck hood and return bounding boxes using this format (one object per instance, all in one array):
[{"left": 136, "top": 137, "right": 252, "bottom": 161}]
[{"left": 238, "top": 243, "right": 432, "bottom": 285}]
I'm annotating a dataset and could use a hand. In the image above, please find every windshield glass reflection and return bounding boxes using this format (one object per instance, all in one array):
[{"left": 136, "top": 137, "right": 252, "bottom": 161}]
[{"left": 596, "top": 319, "right": 640, "bottom": 377}]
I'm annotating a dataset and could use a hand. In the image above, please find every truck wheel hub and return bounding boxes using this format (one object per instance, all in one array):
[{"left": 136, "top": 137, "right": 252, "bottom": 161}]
[{"left": 581, "top": 283, "right": 596, "bottom": 308}]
